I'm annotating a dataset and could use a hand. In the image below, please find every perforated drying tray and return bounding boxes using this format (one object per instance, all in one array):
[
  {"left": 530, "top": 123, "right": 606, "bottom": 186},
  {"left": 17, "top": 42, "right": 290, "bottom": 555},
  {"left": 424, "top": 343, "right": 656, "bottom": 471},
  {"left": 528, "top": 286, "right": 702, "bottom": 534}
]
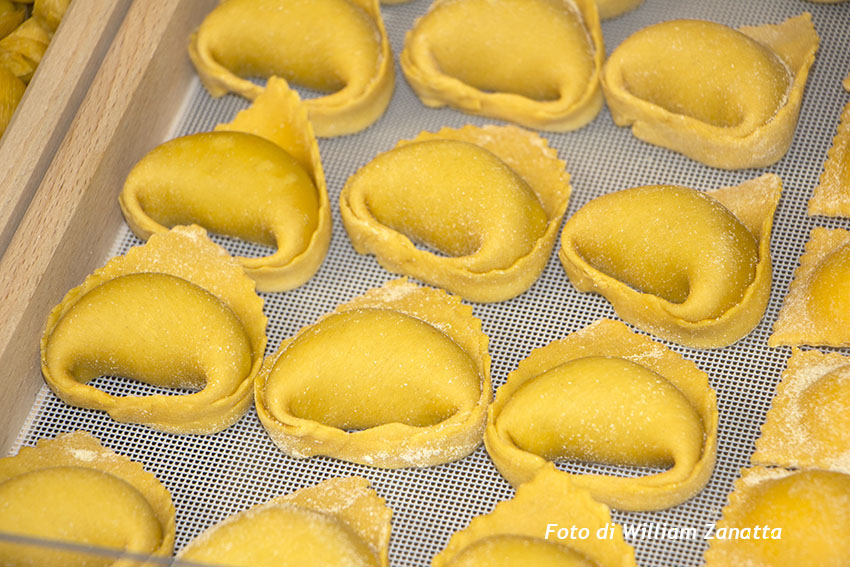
[{"left": 11, "top": 1, "right": 850, "bottom": 565}]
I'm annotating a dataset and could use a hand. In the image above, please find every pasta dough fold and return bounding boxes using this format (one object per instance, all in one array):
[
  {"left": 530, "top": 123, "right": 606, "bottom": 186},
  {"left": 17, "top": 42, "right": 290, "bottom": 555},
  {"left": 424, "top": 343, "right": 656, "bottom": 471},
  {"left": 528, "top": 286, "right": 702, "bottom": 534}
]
[
  {"left": 189, "top": 0, "right": 394, "bottom": 137},
  {"left": 485, "top": 319, "right": 717, "bottom": 511},
  {"left": 0, "top": 16, "right": 50, "bottom": 83},
  {"left": 433, "top": 464, "right": 636, "bottom": 567},
  {"left": 704, "top": 467, "right": 850, "bottom": 567},
  {"left": 255, "top": 278, "right": 491, "bottom": 468},
  {"left": 0, "top": 2, "right": 26, "bottom": 41},
  {"left": 770, "top": 228, "right": 850, "bottom": 347},
  {"left": 121, "top": 77, "right": 331, "bottom": 293},
  {"left": 559, "top": 174, "right": 780, "bottom": 348},
  {"left": 596, "top": 0, "right": 642, "bottom": 19},
  {"left": 0, "top": 64, "right": 24, "bottom": 136},
  {"left": 340, "top": 125, "right": 571, "bottom": 302},
  {"left": 808, "top": 78, "right": 850, "bottom": 216},
  {"left": 601, "top": 14, "right": 818, "bottom": 169},
  {"left": 0, "top": 431, "right": 175, "bottom": 567},
  {"left": 753, "top": 348, "right": 850, "bottom": 471},
  {"left": 33, "top": 0, "right": 70, "bottom": 33},
  {"left": 178, "top": 476, "right": 391, "bottom": 567},
  {"left": 41, "top": 225, "right": 267, "bottom": 434},
  {"left": 400, "top": 0, "right": 603, "bottom": 131},
  {"left": 0, "top": 0, "right": 68, "bottom": 136}
]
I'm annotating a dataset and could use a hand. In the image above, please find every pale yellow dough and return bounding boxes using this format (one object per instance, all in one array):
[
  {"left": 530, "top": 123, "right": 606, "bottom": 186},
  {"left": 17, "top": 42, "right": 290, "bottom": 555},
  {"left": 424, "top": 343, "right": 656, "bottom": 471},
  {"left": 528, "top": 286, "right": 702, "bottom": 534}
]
[
  {"left": 808, "top": 80, "right": 850, "bottom": 216},
  {"left": 33, "top": 0, "right": 70, "bottom": 33},
  {"left": 601, "top": 15, "right": 818, "bottom": 169},
  {"left": 0, "top": 16, "right": 50, "bottom": 83},
  {"left": 0, "top": 64, "right": 24, "bottom": 136},
  {"left": 400, "top": 0, "right": 604, "bottom": 132},
  {"left": 560, "top": 175, "right": 780, "bottom": 348},
  {"left": 433, "top": 464, "right": 636, "bottom": 567},
  {"left": 0, "top": 2, "right": 26, "bottom": 40},
  {"left": 255, "top": 278, "right": 491, "bottom": 468},
  {"left": 595, "top": 0, "right": 642, "bottom": 19},
  {"left": 770, "top": 227, "right": 850, "bottom": 347},
  {"left": 753, "top": 348, "right": 850, "bottom": 472},
  {"left": 340, "top": 125, "right": 571, "bottom": 303},
  {"left": 121, "top": 77, "right": 331, "bottom": 293},
  {"left": 41, "top": 225, "right": 267, "bottom": 434},
  {"left": 485, "top": 319, "right": 718, "bottom": 511},
  {"left": 0, "top": 0, "right": 67, "bottom": 137},
  {"left": 189, "top": 0, "right": 394, "bottom": 137},
  {"left": 704, "top": 467, "right": 850, "bottom": 567},
  {"left": 178, "top": 477, "right": 391, "bottom": 567},
  {"left": 0, "top": 431, "right": 175, "bottom": 567}
]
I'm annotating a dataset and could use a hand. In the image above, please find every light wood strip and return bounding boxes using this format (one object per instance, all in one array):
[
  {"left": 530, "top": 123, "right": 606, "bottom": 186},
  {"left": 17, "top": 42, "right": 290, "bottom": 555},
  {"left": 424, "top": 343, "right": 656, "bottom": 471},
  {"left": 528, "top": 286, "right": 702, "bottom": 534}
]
[{"left": 0, "top": 0, "right": 133, "bottom": 255}]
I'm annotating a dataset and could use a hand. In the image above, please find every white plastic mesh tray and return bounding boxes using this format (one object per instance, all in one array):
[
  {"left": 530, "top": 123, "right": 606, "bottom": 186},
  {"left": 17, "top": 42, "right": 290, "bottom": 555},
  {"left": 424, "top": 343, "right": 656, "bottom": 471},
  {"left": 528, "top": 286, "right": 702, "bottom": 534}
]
[{"left": 11, "top": 1, "right": 850, "bottom": 565}]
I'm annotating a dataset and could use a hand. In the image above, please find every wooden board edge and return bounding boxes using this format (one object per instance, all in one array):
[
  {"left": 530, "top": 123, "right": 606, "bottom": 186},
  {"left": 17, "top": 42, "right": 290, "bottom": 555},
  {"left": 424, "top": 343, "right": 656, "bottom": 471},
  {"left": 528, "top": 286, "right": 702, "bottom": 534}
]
[{"left": 0, "top": 0, "right": 134, "bottom": 255}]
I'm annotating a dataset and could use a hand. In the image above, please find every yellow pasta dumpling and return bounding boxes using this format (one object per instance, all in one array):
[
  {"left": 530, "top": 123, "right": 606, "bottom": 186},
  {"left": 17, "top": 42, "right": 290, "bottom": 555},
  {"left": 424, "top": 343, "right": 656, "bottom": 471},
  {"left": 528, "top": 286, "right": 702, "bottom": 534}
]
[
  {"left": 121, "top": 77, "right": 331, "bottom": 293},
  {"left": 601, "top": 15, "right": 818, "bottom": 169},
  {"left": 189, "top": 0, "right": 394, "bottom": 137},
  {"left": 433, "top": 464, "right": 636, "bottom": 567},
  {"left": 255, "top": 278, "right": 491, "bottom": 468},
  {"left": 485, "top": 319, "right": 717, "bottom": 511},
  {"left": 753, "top": 348, "right": 850, "bottom": 471},
  {"left": 41, "top": 226, "right": 267, "bottom": 434},
  {"left": 341, "top": 124, "right": 571, "bottom": 302},
  {"left": 178, "top": 477, "right": 391, "bottom": 567},
  {"left": 560, "top": 174, "right": 780, "bottom": 348},
  {"left": 401, "top": 0, "right": 603, "bottom": 132},
  {"left": 0, "top": 431, "right": 175, "bottom": 567},
  {"left": 704, "top": 468, "right": 850, "bottom": 567},
  {"left": 770, "top": 228, "right": 850, "bottom": 347},
  {"left": 122, "top": 132, "right": 318, "bottom": 289}
]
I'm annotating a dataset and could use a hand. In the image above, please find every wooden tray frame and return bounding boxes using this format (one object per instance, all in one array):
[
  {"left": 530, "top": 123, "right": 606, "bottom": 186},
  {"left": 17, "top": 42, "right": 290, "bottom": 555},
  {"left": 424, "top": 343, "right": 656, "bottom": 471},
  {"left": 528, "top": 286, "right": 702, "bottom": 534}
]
[
  {"left": 0, "top": 0, "right": 216, "bottom": 452},
  {"left": 0, "top": 0, "right": 133, "bottom": 254}
]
